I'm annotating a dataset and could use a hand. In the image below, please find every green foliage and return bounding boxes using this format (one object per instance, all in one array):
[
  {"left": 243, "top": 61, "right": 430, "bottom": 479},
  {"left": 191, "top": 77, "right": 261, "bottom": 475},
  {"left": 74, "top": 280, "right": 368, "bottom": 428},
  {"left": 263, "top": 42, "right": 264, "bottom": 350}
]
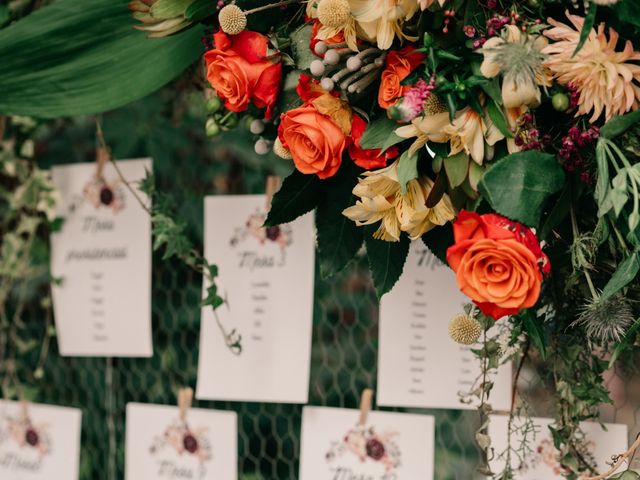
[
  {"left": 421, "top": 223, "right": 453, "bottom": 264},
  {"left": 444, "top": 151, "right": 469, "bottom": 189},
  {"left": 397, "top": 150, "right": 418, "bottom": 193},
  {"left": 359, "top": 117, "right": 404, "bottom": 153},
  {"left": 264, "top": 170, "right": 321, "bottom": 226},
  {"left": 573, "top": 2, "right": 597, "bottom": 56},
  {"left": 600, "top": 110, "right": 640, "bottom": 140},
  {"left": 478, "top": 151, "right": 565, "bottom": 227},
  {"left": 614, "top": 0, "right": 640, "bottom": 28},
  {"left": 0, "top": 0, "right": 203, "bottom": 117},
  {"left": 364, "top": 229, "right": 410, "bottom": 298},
  {"left": 600, "top": 252, "right": 640, "bottom": 301},
  {"left": 316, "top": 162, "right": 364, "bottom": 279},
  {"left": 290, "top": 24, "right": 315, "bottom": 71}
]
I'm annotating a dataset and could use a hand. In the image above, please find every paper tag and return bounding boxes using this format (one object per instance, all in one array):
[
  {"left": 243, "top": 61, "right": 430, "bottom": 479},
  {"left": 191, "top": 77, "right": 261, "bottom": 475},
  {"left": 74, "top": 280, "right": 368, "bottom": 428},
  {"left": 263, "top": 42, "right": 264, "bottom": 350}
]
[
  {"left": 196, "top": 195, "right": 315, "bottom": 403},
  {"left": 377, "top": 241, "right": 512, "bottom": 410},
  {"left": 299, "top": 406, "right": 435, "bottom": 480},
  {"left": 488, "top": 415, "right": 628, "bottom": 478},
  {"left": 0, "top": 400, "right": 82, "bottom": 480},
  {"left": 125, "top": 403, "right": 236, "bottom": 480},
  {"left": 50, "top": 159, "right": 153, "bottom": 357}
]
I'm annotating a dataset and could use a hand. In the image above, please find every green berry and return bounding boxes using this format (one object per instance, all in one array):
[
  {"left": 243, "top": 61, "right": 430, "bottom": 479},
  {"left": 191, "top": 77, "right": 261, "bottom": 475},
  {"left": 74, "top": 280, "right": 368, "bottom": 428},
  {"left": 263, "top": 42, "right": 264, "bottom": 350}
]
[
  {"left": 205, "top": 118, "right": 220, "bottom": 137},
  {"left": 552, "top": 92, "right": 569, "bottom": 112},
  {"left": 205, "top": 96, "right": 222, "bottom": 114}
]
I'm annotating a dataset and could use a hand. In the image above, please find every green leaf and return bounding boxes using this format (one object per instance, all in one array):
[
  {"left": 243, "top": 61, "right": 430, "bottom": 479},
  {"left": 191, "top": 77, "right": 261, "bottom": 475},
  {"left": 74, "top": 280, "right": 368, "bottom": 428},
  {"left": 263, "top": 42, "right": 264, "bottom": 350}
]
[
  {"left": 478, "top": 151, "right": 565, "bottom": 227},
  {"left": 486, "top": 99, "right": 512, "bottom": 138},
  {"left": 595, "top": 139, "right": 610, "bottom": 206},
  {"left": 360, "top": 117, "right": 404, "bottom": 152},
  {"left": 444, "top": 151, "right": 469, "bottom": 188},
  {"left": 397, "top": 150, "right": 418, "bottom": 194},
  {"left": 264, "top": 170, "right": 321, "bottom": 226},
  {"left": 601, "top": 252, "right": 640, "bottom": 301},
  {"left": 481, "top": 78, "right": 502, "bottom": 106},
  {"left": 0, "top": 0, "right": 204, "bottom": 118},
  {"left": 150, "top": 0, "right": 194, "bottom": 19},
  {"left": 614, "top": 0, "right": 640, "bottom": 28},
  {"left": 600, "top": 110, "right": 640, "bottom": 139},
  {"left": 316, "top": 162, "right": 364, "bottom": 278},
  {"left": 290, "top": 24, "right": 315, "bottom": 71},
  {"left": 184, "top": 0, "right": 213, "bottom": 21},
  {"left": 522, "top": 313, "right": 547, "bottom": 360},
  {"left": 573, "top": 2, "right": 597, "bottom": 56},
  {"left": 609, "top": 318, "right": 640, "bottom": 368},
  {"left": 611, "top": 471, "right": 640, "bottom": 480},
  {"left": 364, "top": 229, "right": 410, "bottom": 298},
  {"left": 421, "top": 223, "right": 454, "bottom": 265}
]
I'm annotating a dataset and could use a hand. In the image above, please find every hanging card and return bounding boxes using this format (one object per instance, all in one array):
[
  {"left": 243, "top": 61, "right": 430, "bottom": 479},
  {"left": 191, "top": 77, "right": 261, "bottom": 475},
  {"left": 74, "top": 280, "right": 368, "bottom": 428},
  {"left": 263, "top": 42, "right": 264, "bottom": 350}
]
[{"left": 50, "top": 159, "right": 152, "bottom": 357}]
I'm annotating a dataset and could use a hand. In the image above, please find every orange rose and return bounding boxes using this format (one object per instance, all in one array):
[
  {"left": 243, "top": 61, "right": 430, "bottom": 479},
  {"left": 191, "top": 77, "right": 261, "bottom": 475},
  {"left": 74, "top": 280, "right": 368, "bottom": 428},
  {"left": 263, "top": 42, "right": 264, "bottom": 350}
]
[
  {"left": 279, "top": 104, "right": 347, "bottom": 179},
  {"left": 446, "top": 210, "right": 549, "bottom": 319},
  {"left": 378, "top": 46, "right": 426, "bottom": 109},
  {"left": 348, "top": 115, "right": 399, "bottom": 169},
  {"left": 204, "top": 30, "right": 282, "bottom": 119}
]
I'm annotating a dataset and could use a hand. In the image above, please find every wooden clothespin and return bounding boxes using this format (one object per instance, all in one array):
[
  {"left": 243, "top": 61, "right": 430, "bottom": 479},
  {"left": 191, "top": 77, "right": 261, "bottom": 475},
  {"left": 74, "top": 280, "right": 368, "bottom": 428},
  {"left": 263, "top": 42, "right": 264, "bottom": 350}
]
[
  {"left": 265, "top": 175, "right": 281, "bottom": 211},
  {"left": 20, "top": 398, "right": 29, "bottom": 423},
  {"left": 177, "top": 387, "right": 193, "bottom": 423},
  {"left": 358, "top": 388, "right": 373, "bottom": 427}
]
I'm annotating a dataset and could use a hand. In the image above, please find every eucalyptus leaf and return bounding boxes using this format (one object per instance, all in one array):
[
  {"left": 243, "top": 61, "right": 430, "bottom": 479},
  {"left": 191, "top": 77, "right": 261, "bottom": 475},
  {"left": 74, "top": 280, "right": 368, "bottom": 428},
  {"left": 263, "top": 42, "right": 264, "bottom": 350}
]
[
  {"left": 397, "top": 150, "right": 419, "bottom": 194},
  {"left": 444, "top": 152, "right": 469, "bottom": 188},
  {"left": 478, "top": 151, "right": 565, "bottom": 227},
  {"left": 360, "top": 117, "right": 404, "bottom": 152},
  {"left": 364, "top": 229, "right": 410, "bottom": 298},
  {"left": 601, "top": 252, "right": 640, "bottom": 301},
  {"left": 0, "top": 0, "right": 204, "bottom": 118}
]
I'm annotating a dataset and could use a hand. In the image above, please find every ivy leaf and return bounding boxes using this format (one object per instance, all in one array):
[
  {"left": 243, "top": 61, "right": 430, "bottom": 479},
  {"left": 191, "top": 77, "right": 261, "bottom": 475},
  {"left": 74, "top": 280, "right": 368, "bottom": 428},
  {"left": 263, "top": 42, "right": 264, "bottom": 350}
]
[
  {"left": 444, "top": 151, "right": 469, "bottom": 188},
  {"left": 201, "top": 283, "right": 224, "bottom": 309},
  {"left": 601, "top": 252, "right": 640, "bottom": 301},
  {"left": 264, "top": 169, "right": 321, "bottom": 226},
  {"left": 397, "top": 150, "right": 418, "bottom": 193},
  {"left": 600, "top": 110, "right": 640, "bottom": 139},
  {"left": 364, "top": 229, "right": 410, "bottom": 298},
  {"left": 360, "top": 117, "right": 404, "bottom": 152},
  {"left": 573, "top": 2, "right": 597, "bottom": 56},
  {"left": 478, "top": 151, "right": 565, "bottom": 227},
  {"left": 316, "top": 162, "right": 364, "bottom": 278}
]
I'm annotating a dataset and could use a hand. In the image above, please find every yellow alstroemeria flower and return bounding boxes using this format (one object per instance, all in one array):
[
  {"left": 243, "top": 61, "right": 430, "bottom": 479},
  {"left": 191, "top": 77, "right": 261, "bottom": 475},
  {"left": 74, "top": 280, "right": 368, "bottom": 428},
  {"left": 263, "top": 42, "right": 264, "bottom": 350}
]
[
  {"left": 395, "top": 111, "right": 451, "bottom": 156},
  {"left": 442, "top": 107, "right": 504, "bottom": 165},
  {"left": 350, "top": 0, "right": 419, "bottom": 50}
]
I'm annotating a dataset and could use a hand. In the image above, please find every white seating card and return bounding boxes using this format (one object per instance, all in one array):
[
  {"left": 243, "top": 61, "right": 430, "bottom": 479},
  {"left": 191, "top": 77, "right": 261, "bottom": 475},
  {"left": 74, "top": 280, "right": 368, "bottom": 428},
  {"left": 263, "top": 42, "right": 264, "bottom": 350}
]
[
  {"left": 300, "top": 406, "right": 435, "bottom": 479},
  {"left": 196, "top": 195, "right": 315, "bottom": 403},
  {"left": 377, "top": 241, "right": 512, "bottom": 410},
  {"left": 0, "top": 400, "right": 82, "bottom": 480},
  {"left": 489, "top": 415, "right": 628, "bottom": 478},
  {"left": 50, "top": 159, "right": 152, "bottom": 357},
  {"left": 125, "top": 403, "right": 237, "bottom": 480}
]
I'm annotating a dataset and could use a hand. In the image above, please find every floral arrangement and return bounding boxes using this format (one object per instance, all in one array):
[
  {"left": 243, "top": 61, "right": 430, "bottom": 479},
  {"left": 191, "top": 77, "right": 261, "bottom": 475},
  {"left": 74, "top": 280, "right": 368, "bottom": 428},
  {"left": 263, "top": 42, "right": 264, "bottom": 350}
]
[
  {"left": 133, "top": 0, "right": 639, "bottom": 477},
  {"left": 325, "top": 424, "right": 401, "bottom": 472}
]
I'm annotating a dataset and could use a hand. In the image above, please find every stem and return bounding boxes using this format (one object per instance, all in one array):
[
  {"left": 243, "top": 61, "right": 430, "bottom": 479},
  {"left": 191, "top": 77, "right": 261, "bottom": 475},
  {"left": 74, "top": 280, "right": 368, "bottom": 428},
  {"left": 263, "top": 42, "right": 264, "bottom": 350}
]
[
  {"left": 244, "top": 0, "right": 303, "bottom": 15},
  {"left": 582, "top": 433, "right": 640, "bottom": 480},
  {"left": 570, "top": 205, "right": 598, "bottom": 301}
]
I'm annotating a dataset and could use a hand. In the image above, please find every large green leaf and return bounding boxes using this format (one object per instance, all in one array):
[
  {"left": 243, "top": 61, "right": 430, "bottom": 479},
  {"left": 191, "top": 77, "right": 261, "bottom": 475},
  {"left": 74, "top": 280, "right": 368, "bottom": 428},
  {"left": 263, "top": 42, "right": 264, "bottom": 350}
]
[
  {"left": 264, "top": 170, "right": 322, "bottom": 226},
  {"left": 600, "top": 110, "right": 640, "bottom": 139},
  {"left": 0, "top": 0, "right": 203, "bottom": 118},
  {"left": 360, "top": 117, "right": 404, "bottom": 152},
  {"left": 364, "top": 228, "right": 410, "bottom": 298},
  {"left": 478, "top": 151, "right": 565, "bottom": 227},
  {"left": 601, "top": 252, "right": 640, "bottom": 301},
  {"left": 316, "top": 161, "right": 363, "bottom": 278},
  {"left": 615, "top": 0, "right": 640, "bottom": 28}
]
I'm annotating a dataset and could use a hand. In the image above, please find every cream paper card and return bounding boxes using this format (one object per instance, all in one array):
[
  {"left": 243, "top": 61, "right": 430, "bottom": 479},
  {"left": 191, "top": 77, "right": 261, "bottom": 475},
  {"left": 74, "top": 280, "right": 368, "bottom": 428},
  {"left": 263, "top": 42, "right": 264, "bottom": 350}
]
[
  {"left": 0, "top": 400, "right": 82, "bottom": 480},
  {"left": 196, "top": 195, "right": 315, "bottom": 403},
  {"left": 50, "top": 159, "right": 152, "bottom": 357},
  {"left": 489, "top": 415, "right": 628, "bottom": 478},
  {"left": 377, "top": 241, "right": 512, "bottom": 410},
  {"left": 125, "top": 403, "right": 236, "bottom": 480},
  {"left": 299, "top": 406, "right": 435, "bottom": 480}
]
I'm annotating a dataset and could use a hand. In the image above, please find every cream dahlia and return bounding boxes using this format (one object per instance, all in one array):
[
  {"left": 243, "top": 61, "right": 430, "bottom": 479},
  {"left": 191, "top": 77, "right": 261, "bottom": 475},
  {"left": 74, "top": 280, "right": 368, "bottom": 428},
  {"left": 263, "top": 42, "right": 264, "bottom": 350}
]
[{"left": 543, "top": 13, "right": 640, "bottom": 122}]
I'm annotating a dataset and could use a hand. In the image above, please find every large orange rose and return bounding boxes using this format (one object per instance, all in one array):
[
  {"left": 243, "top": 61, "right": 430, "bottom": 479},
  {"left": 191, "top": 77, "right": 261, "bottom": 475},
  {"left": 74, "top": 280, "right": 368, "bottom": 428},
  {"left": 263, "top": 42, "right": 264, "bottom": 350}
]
[
  {"left": 378, "top": 46, "right": 426, "bottom": 109},
  {"left": 204, "top": 30, "right": 282, "bottom": 119},
  {"left": 446, "top": 210, "right": 549, "bottom": 319},
  {"left": 279, "top": 104, "right": 347, "bottom": 179}
]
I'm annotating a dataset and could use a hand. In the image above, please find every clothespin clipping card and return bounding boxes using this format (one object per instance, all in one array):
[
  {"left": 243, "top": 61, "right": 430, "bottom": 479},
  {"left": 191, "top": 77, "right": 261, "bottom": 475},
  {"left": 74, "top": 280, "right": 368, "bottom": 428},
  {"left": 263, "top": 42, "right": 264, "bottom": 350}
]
[
  {"left": 20, "top": 398, "right": 29, "bottom": 423},
  {"left": 178, "top": 387, "right": 193, "bottom": 423},
  {"left": 265, "top": 175, "right": 281, "bottom": 211},
  {"left": 358, "top": 388, "right": 374, "bottom": 427}
]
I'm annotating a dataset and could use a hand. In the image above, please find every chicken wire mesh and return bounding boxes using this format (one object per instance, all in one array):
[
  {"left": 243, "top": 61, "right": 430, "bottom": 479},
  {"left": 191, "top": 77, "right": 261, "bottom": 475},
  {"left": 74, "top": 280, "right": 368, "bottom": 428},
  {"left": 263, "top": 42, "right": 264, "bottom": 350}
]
[{"left": 9, "top": 87, "right": 640, "bottom": 480}]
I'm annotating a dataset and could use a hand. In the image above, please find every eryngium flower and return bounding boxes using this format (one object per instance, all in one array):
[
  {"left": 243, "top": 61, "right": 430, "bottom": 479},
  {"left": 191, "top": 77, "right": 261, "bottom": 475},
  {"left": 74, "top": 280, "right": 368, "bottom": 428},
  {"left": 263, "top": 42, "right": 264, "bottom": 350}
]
[{"left": 574, "top": 296, "right": 635, "bottom": 343}]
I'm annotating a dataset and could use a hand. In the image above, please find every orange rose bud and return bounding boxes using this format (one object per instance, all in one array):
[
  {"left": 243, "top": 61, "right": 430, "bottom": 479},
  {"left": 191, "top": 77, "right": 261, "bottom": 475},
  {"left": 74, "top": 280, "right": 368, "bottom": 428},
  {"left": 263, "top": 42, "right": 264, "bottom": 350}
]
[
  {"left": 278, "top": 104, "right": 346, "bottom": 179},
  {"left": 378, "top": 46, "right": 426, "bottom": 109},
  {"left": 446, "top": 210, "right": 550, "bottom": 320},
  {"left": 204, "top": 30, "right": 282, "bottom": 119}
]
